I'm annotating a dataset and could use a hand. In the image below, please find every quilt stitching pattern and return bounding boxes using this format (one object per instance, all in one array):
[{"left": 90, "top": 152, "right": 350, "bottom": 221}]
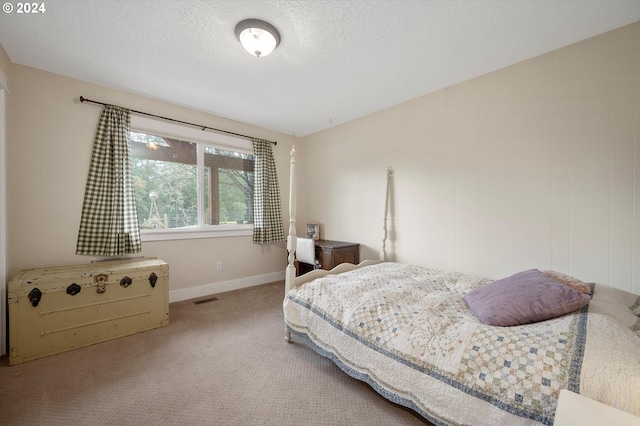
[
  {"left": 456, "top": 323, "right": 575, "bottom": 418},
  {"left": 345, "top": 292, "right": 582, "bottom": 424}
]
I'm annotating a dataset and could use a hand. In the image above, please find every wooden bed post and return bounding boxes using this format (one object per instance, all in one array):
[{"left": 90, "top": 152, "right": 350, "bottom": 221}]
[
  {"left": 380, "top": 167, "right": 392, "bottom": 262},
  {"left": 285, "top": 145, "right": 296, "bottom": 342}
]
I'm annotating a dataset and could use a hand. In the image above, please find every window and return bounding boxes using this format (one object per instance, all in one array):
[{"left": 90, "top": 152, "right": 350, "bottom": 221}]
[{"left": 130, "top": 115, "right": 254, "bottom": 240}]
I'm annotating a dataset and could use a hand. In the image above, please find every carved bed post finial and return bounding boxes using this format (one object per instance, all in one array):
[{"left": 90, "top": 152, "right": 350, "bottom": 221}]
[
  {"left": 380, "top": 167, "right": 392, "bottom": 262},
  {"left": 285, "top": 145, "right": 297, "bottom": 342}
]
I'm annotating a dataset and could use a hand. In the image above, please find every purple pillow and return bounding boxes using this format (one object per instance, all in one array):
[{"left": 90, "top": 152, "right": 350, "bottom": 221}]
[{"left": 463, "top": 269, "right": 591, "bottom": 326}]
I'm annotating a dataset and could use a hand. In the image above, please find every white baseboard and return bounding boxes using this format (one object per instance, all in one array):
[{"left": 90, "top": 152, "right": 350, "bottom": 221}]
[{"left": 168, "top": 271, "right": 285, "bottom": 303}]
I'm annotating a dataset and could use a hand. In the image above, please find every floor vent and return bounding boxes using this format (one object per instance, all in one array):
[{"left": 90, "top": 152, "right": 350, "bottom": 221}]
[{"left": 194, "top": 297, "right": 219, "bottom": 305}]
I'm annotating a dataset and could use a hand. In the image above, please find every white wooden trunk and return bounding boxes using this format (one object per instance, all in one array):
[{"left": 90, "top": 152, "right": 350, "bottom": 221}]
[{"left": 8, "top": 258, "right": 169, "bottom": 365}]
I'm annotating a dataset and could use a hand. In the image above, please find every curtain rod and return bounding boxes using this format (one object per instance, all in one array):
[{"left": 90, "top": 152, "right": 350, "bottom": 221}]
[{"left": 79, "top": 96, "right": 277, "bottom": 145}]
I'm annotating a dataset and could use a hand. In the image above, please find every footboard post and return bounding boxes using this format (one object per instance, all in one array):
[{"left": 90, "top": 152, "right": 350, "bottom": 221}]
[
  {"left": 284, "top": 145, "right": 297, "bottom": 342},
  {"left": 285, "top": 236, "right": 296, "bottom": 342}
]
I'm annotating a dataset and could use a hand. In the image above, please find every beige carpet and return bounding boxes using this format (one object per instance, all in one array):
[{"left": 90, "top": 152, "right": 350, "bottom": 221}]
[{"left": 0, "top": 281, "right": 432, "bottom": 426}]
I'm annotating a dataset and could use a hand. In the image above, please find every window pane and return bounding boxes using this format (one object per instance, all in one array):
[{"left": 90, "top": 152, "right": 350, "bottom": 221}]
[
  {"left": 203, "top": 146, "right": 254, "bottom": 225},
  {"left": 131, "top": 131, "right": 253, "bottom": 230}
]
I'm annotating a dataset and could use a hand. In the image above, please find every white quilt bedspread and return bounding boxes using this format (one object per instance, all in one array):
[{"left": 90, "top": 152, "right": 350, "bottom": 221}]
[{"left": 283, "top": 262, "right": 640, "bottom": 425}]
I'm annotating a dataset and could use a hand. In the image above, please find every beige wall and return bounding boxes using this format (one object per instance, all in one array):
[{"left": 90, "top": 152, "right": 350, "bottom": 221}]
[
  {"left": 298, "top": 22, "right": 640, "bottom": 294},
  {"left": 5, "top": 63, "right": 296, "bottom": 300}
]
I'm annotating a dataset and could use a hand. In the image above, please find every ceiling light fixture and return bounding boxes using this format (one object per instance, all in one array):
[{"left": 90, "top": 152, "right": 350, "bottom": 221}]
[{"left": 235, "top": 19, "right": 281, "bottom": 58}]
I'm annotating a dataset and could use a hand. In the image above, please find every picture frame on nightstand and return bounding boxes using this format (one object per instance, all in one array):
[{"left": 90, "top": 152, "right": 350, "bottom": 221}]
[{"left": 307, "top": 223, "right": 319, "bottom": 240}]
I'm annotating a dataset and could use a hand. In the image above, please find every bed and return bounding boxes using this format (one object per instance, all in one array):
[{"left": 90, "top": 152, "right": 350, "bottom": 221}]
[{"left": 282, "top": 147, "right": 640, "bottom": 425}]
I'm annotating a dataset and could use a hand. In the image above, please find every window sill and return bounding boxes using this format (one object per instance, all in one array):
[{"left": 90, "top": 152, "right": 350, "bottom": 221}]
[{"left": 140, "top": 226, "right": 252, "bottom": 242}]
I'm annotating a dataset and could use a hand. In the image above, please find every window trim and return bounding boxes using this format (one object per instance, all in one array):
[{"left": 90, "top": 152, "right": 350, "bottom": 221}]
[
  {"left": 140, "top": 226, "right": 252, "bottom": 242},
  {"left": 130, "top": 115, "right": 254, "bottom": 241}
]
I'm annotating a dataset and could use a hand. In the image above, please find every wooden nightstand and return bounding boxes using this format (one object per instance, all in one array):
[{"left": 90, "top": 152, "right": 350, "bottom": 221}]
[
  {"left": 315, "top": 239, "right": 359, "bottom": 270},
  {"left": 296, "top": 239, "right": 360, "bottom": 276}
]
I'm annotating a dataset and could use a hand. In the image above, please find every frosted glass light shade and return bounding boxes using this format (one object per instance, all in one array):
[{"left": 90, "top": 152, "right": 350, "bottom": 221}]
[{"left": 235, "top": 19, "right": 281, "bottom": 58}]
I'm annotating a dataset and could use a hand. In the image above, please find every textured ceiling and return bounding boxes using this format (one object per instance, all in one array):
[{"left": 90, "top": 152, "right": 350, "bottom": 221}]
[{"left": 2, "top": 1, "right": 640, "bottom": 136}]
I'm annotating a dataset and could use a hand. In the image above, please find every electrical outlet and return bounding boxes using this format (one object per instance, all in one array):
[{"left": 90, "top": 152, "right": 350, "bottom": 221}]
[{"left": 216, "top": 261, "right": 223, "bottom": 271}]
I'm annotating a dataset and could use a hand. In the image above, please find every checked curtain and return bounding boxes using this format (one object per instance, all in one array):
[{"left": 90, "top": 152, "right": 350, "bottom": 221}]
[
  {"left": 76, "top": 105, "right": 141, "bottom": 256},
  {"left": 252, "top": 138, "right": 285, "bottom": 244}
]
